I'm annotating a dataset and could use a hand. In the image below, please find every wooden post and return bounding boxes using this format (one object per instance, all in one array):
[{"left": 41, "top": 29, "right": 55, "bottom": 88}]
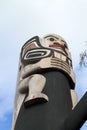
[{"left": 11, "top": 34, "right": 87, "bottom": 130}]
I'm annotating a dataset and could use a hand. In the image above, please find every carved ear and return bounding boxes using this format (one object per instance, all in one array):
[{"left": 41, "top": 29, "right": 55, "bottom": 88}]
[{"left": 70, "top": 89, "right": 78, "bottom": 109}]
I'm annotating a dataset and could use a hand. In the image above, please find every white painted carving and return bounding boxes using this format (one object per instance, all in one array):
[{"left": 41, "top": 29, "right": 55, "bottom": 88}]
[
  {"left": 24, "top": 74, "right": 48, "bottom": 106},
  {"left": 18, "top": 74, "right": 48, "bottom": 107}
]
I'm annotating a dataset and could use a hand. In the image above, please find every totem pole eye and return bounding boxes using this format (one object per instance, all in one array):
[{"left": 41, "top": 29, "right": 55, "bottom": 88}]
[{"left": 49, "top": 38, "right": 55, "bottom": 41}]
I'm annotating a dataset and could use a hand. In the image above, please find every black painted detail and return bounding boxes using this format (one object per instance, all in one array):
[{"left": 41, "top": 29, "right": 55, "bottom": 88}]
[
  {"left": 44, "top": 35, "right": 59, "bottom": 40},
  {"left": 21, "top": 47, "right": 72, "bottom": 67},
  {"left": 49, "top": 37, "right": 56, "bottom": 41},
  {"left": 23, "top": 36, "right": 42, "bottom": 48},
  {"left": 21, "top": 36, "right": 72, "bottom": 66},
  {"left": 21, "top": 36, "right": 43, "bottom": 59},
  {"left": 22, "top": 48, "right": 52, "bottom": 64}
]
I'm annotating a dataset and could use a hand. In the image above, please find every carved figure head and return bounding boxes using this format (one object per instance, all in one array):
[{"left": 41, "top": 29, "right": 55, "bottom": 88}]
[{"left": 19, "top": 34, "right": 75, "bottom": 87}]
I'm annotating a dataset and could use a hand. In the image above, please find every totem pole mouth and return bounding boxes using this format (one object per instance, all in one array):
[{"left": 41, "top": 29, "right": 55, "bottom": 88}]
[{"left": 49, "top": 42, "right": 67, "bottom": 55}]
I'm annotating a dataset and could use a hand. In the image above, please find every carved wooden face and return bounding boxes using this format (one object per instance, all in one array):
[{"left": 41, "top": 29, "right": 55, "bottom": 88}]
[
  {"left": 21, "top": 34, "right": 70, "bottom": 65},
  {"left": 42, "top": 34, "right": 68, "bottom": 55}
]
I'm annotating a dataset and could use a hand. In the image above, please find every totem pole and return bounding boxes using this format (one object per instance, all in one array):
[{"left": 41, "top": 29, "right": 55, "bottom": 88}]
[{"left": 11, "top": 34, "right": 87, "bottom": 130}]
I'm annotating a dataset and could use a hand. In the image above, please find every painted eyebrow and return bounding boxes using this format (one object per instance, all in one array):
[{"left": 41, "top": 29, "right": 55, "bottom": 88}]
[
  {"left": 61, "top": 39, "right": 66, "bottom": 43},
  {"left": 44, "top": 35, "right": 59, "bottom": 40}
]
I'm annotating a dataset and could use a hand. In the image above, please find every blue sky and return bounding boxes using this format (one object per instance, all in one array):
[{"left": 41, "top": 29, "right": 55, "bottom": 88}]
[{"left": 0, "top": 0, "right": 87, "bottom": 130}]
